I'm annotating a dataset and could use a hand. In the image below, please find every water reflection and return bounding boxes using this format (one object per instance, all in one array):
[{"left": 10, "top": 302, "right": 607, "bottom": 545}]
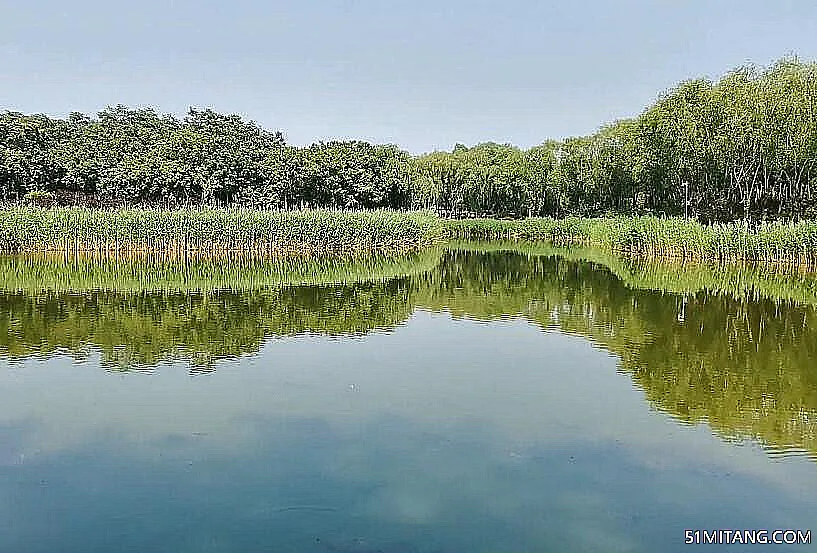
[
  {"left": 0, "top": 283, "right": 415, "bottom": 371},
  {"left": 421, "top": 248, "right": 817, "bottom": 461},
  {"left": 1, "top": 246, "right": 817, "bottom": 552},
  {"left": 2, "top": 247, "right": 817, "bottom": 460}
]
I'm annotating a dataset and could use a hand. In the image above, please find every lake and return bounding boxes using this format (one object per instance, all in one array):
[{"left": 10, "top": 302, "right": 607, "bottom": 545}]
[{"left": 1, "top": 245, "right": 816, "bottom": 553}]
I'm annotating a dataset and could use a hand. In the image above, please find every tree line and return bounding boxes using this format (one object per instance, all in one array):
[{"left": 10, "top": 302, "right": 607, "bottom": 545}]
[{"left": 2, "top": 57, "right": 815, "bottom": 222}]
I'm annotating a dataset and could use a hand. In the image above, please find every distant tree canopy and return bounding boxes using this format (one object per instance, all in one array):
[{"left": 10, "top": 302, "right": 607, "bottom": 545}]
[{"left": 2, "top": 57, "right": 816, "bottom": 221}]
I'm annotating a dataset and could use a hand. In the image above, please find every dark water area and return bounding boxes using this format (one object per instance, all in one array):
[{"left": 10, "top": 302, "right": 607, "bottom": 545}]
[{"left": 1, "top": 246, "right": 816, "bottom": 552}]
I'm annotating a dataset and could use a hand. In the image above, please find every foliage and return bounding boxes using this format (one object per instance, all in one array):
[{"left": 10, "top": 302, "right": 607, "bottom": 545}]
[
  {"left": 2, "top": 57, "right": 816, "bottom": 221},
  {"left": 413, "top": 58, "right": 817, "bottom": 221},
  {"left": 1, "top": 106, "right": 413, "bottom": 210}
]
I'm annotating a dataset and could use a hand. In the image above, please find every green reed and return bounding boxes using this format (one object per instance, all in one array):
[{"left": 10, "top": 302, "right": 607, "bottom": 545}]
[
  {"left": 4, "top": 207, "right": 817, "bottom": 266},
  {"left": 445, "top": 216, "right": 817, "bottom": 265},
  {"left": 0, "top": 207, "right": 445, "bottom": 254}
]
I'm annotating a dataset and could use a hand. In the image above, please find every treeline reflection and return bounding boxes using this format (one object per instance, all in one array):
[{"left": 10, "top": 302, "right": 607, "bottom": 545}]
[{"left": 1, "top": 248, "right": 816, "bottom": 458}]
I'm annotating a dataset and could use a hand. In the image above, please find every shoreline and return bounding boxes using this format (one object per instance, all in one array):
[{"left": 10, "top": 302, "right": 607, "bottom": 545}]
[
  {"left": 446, "top": 216, "right": 817, "bottom": 267},
  {"left": 2, "top": 207, "right": 817, "bottom": 266}
]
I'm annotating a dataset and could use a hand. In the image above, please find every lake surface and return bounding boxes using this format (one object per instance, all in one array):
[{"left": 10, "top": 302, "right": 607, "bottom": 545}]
[{"left": 1, "top": 245, "right": 816, "bottom": 553}]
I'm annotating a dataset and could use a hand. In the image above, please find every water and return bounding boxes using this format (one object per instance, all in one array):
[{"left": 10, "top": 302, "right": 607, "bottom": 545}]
[{"left": 1, "top": 245, "right": 816, "bottom": 553}]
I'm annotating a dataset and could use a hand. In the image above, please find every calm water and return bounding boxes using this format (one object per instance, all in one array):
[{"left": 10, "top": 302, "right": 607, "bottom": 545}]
[{"left": 1, "top": 246, "right": 816, "bottom": 553}]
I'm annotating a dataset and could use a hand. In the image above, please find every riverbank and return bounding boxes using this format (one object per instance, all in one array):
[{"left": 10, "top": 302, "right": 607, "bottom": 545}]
[
  {"left": 3, "top": 207, "right": 817, "bottom": 266},
  {"left": 447, "top": 216, "right": 817, "bottom": 266}
]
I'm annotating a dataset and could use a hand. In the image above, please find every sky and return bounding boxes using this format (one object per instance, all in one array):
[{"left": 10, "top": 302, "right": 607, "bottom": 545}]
[{"left": 2, "top": 0, "right": 817, "bottom": 153}]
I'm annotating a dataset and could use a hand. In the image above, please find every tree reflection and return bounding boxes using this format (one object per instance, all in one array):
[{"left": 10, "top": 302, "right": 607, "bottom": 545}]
[{"left": 1, "top": 247, "right": 816, "bottom": 458}]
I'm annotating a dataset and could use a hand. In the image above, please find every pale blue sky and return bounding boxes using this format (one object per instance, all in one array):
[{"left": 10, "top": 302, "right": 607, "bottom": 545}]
[{"left": 2, "top": 0, "right": 816, "bottom": 153}]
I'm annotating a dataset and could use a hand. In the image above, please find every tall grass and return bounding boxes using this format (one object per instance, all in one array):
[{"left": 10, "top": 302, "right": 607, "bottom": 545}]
[
  {"left": 0, "top": 207, "right": 445, "bottom": 254},
  {"left": 445, "top": 216, "right": 817, "bottom": 265},
  {"left": 3, "top": 207, "right": 817, "bottom": 265}
]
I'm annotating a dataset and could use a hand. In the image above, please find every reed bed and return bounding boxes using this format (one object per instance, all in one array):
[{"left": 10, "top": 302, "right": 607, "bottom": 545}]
[
  {"left": 3, "top": 207, "right": 817, "bottom": 266},
  {"left": 446, "top": 216, "right": 817, "bottom": 266},
  {"left": 0, "top": 207, "right": 445, "bottom": 255}
]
